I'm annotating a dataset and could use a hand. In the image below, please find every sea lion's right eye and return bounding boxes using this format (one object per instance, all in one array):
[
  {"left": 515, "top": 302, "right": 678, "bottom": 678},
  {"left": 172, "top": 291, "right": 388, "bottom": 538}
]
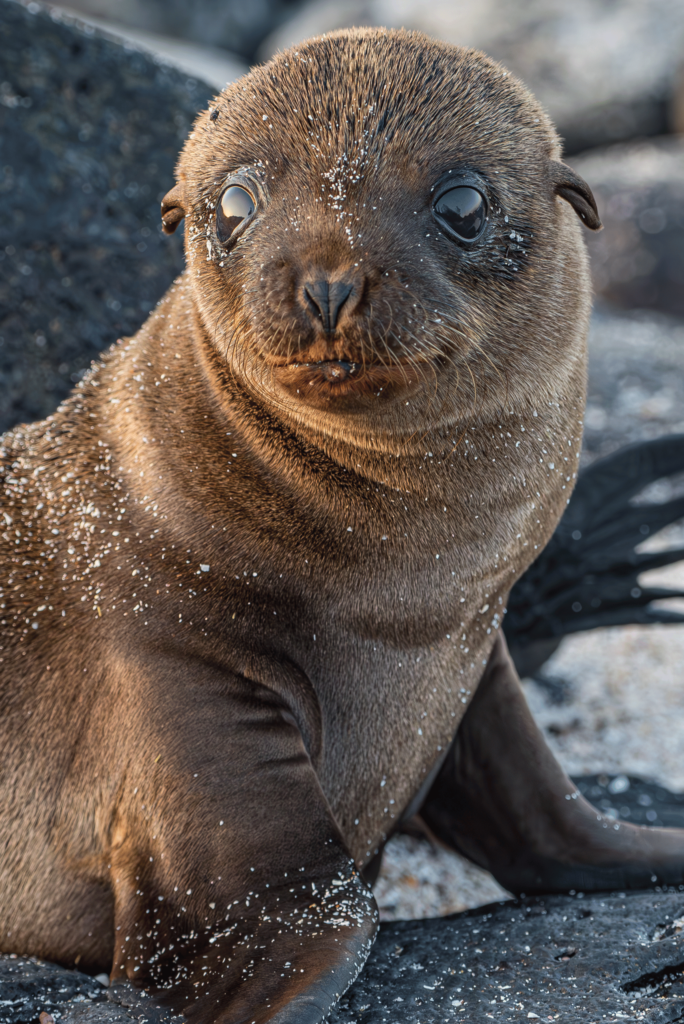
[
  {"left": 433, "top": 186, "right": 486, "bottom": 241},
  {"left": 217, "top": 185, "right": 256, "bottom": 244}
]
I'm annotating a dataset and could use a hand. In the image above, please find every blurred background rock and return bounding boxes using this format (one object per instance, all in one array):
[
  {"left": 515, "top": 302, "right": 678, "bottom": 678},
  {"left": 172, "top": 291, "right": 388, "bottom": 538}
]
[
  {"left": 575, "top": 139, "right": 684, "bottom": 321},
  {"left": 39, "top": 0, "right": 684, "bottom": 150},
  {"left": 2, "top": 0, "right": 684, "bottom": 925}
]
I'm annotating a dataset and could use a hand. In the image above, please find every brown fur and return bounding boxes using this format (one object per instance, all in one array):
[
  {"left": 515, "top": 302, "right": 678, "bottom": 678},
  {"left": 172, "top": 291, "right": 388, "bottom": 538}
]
[{"left": 0, "top": 28, "right": 619, "bottom": 1024}]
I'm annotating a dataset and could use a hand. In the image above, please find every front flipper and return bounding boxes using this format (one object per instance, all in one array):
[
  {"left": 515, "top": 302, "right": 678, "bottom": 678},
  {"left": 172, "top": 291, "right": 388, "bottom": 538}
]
[
  {"left": 108, "top": 664, "right": 377, "bottom": 1024},
  {"left": 421, "top": 633, "right": 684, "bottom": 894}
]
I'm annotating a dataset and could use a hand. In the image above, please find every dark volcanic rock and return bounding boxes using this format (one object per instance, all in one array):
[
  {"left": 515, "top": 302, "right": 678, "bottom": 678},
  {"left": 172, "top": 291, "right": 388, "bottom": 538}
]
[
  {"left": 330, "top": 890, "right": 684, "bottom": 1023},
  {"left": 0, "top": 0, "right": 214, "bottom": 433},
  {"left": 0, "top": 957, "right": 184, "bottom": 1024},
  {"left": 6, "top": 889, "right": 684, "bottom": 1023},
  {"left": 0, "top": 956, "right": 105, "bottom": 1023},
  {"left": 576, "top": 774, "right": 684, "bottom": 830}
]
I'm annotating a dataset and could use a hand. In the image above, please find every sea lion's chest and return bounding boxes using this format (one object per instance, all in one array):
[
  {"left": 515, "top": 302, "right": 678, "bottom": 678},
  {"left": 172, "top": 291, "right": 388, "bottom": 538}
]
[
  {"left": 299, "top": 569, "right": 505, "bottom": 865},
  {"left": 245, "top": 481, "right": 527, "bottom": 863}
]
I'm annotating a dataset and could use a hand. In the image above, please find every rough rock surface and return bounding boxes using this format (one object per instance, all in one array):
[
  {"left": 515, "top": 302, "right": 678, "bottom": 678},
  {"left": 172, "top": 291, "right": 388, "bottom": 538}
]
[
  {"left": 6, "top": 889, "right": 684, "bottom": 1023},
  {"left": 0, "top": 957, "right": 105, "bottom": 1024},
  {"left": 44, "top": 6, "right": 249, "bottom": 93},
  {"left": 573, "top": 138, "right": 684, "bottom": 318},
  {"left": 0, "top": 0, "right": 213, "bottom": 433},
  {"left": 260, "top": 0, "right": 684, "bottom": 154},
  {"left": 331, "top": 891, "right": 684, "bottom": 1023},
  {"left": 0, "top": 956, "right": 181, "bottom": 1024}
]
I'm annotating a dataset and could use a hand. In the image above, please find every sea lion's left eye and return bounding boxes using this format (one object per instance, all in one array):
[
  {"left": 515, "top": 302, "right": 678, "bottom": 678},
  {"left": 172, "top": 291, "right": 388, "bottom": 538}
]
[
  {"left": 433, "top": 187, "right": 486, "bottom": 241},
  {"left": 217, "top": 185, "right": 255, "bottom": 244}
]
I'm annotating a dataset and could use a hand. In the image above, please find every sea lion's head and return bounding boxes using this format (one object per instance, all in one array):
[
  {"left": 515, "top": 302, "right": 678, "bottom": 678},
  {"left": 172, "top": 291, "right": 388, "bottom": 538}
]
[{"left": 162, "top": 29, "right": 600, "bottom": 445}]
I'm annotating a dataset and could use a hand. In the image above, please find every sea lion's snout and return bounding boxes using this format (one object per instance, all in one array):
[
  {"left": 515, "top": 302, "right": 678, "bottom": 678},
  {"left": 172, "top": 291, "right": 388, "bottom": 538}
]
[
  {"left": 249, "top": 237, "right": 433, "bottom": 406},
  {"left": 265, "top": 260, "right": 430, "bottom": 406},
  {"left": 301, "top": 277, "right": 357, "bottom": 334}
]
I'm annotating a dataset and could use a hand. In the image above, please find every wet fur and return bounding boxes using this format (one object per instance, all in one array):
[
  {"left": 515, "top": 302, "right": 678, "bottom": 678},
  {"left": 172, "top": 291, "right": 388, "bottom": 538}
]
[{"left": 2, "top": 27, "right": 672, "bottom": 1024}]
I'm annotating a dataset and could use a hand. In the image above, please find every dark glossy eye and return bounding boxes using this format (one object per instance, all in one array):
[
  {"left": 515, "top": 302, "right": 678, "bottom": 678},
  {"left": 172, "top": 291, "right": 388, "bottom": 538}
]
[
  {"left": 433, "top": 186, "right": 486, "bottom": 241},
  {"left": 216, "top": 185, "right": 255, "bottom": 244}
]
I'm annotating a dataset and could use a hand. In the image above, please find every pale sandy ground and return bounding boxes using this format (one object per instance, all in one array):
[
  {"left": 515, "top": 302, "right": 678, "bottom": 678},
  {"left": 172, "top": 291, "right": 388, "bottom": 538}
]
[
  {"left": 375, "top": 528, "right": 684, "bottom": 921},
  {"left": 374, "top": 836, "right": 512, "bottom": 922}
]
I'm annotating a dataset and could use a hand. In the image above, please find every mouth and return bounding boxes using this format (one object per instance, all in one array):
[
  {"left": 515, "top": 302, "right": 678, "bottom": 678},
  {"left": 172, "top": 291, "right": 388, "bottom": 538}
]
[
  {"left": 268, "top": 358, "right": 429, "bottom": 404},
  {"left": 291, "top": 359, "right": 363, "bottom": 384}
]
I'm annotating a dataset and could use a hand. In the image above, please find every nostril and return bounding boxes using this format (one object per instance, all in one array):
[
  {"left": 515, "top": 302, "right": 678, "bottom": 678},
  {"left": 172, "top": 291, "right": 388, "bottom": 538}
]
[
  {"left": 303, "top": 282, "right": 327, "bottom": 325},
  {"left": 303, "top": 280, "right": 354, "bottom": 333}
]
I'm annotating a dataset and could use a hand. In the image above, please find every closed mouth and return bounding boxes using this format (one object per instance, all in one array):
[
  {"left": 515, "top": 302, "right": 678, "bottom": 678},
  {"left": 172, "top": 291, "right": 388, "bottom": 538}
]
[
  {"left": 266, "top": 357, "right": 431, "bottom": 402},
  {"left": 288, "top": 359, "right": 361, "bottom": 382}
]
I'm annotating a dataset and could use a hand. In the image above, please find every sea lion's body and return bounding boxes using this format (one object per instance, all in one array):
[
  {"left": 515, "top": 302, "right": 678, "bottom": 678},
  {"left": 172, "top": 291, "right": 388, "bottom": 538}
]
[{"left": 2, "top": 28, "right": 684, "bottom": 1024}]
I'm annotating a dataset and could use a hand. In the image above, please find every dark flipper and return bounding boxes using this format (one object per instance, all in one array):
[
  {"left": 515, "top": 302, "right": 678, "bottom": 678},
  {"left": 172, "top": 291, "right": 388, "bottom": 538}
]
[
  {"left": 421, "top": 633, "right": 684, "bottom": 895},
  {"left": 505, "top": 435, "right": 684, "bottom": 677},
  {"left": 108, "top": 661, "right": 377, "bottom": 1024}
]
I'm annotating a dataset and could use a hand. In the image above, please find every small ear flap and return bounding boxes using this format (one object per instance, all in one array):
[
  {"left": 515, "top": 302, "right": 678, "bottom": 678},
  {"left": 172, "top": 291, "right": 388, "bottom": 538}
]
[
  {"left": 549, "top": 161, "right": 602, "bottom": 231},
  {"left": 161, "top": 183, "right": 186, "bottom": 235}
]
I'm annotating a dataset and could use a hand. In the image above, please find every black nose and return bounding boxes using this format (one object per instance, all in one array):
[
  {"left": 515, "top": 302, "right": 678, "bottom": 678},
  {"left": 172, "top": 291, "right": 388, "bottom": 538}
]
[{"left": 303, "top": 280, "right": 353, "bottom": 333}]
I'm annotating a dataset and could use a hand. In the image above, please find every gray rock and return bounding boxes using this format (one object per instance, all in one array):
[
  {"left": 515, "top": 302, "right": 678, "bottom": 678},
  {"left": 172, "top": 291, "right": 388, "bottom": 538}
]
[
  {"left": 259, "top": 0, "right": 684, "bottom": 154},
  {"left": 44, "top": 8, "right": 249, "bottom": 93},
  {"left": 329, "top": 890, "right": 684, "bottom": 1023},
  {"left": 575, "top": 775, "right": 684, "bottom": 831},
  {"left": 42, "top": 0, "right": 299, "bottom": 62},
  {"left": 60, "top": 1007, "right": 143, "bottom": 1024},
  {"left": 585, "top": 306, "right": 684, "bottom": 462},
  {"left": 573, "top": 137, "right": 684, "bottom": 318},
  {"left": 0, "top": 0, "right": 213, "bottom": 434},
  {"left": 6, "top": 889, "right": 684, "bottom": 1022},
  {"left": 0, "top": 956, "right": 184, "bottom": 1024},
  {"left": 0, "top": 955, "right": 105, "bottom": 1023}
]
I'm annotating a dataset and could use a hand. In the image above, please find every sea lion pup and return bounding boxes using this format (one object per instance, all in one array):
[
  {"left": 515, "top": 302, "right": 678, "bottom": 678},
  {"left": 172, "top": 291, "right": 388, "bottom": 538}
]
[{"left": 3, "top": 27, "right": 684, "bottom": 1024}]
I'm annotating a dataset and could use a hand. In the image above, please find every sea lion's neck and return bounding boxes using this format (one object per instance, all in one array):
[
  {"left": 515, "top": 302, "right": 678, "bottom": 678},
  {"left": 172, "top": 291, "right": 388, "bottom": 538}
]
[{"left": 87, "top": 277, "right": 581, "bottom": 601}]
